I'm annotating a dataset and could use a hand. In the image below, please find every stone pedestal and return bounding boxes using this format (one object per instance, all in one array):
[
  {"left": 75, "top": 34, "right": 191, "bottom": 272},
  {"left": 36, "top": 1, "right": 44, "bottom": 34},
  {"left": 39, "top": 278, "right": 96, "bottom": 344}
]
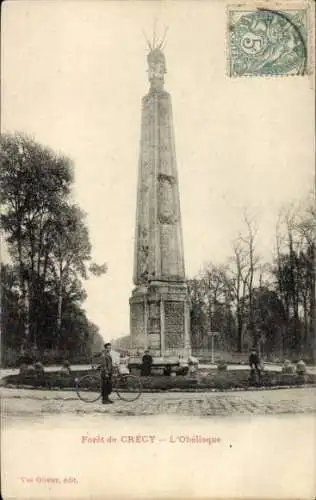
[{"left": 130, "top": 281, "right": 191, "bottom": 357}]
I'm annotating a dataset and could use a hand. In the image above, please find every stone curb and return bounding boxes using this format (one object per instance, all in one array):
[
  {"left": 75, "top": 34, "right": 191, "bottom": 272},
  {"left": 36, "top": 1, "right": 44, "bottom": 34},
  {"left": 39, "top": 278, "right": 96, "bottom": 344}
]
[{"left": 3, "top": 383, "right": 316, "bottom": 394}]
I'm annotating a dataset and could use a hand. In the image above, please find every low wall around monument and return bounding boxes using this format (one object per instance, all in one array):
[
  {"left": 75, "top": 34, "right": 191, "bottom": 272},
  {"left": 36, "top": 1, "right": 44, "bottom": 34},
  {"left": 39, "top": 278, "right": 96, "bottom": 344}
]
[{"left": 192, "top": 350, "right": 249, "bottom": 364}]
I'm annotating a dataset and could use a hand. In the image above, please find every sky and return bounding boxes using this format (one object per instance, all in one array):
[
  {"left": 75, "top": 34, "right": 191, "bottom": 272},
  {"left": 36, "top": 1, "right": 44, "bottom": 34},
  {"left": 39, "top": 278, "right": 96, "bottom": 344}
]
[{"left": 1, "top": 0, "right": 314, "bottom": 340}]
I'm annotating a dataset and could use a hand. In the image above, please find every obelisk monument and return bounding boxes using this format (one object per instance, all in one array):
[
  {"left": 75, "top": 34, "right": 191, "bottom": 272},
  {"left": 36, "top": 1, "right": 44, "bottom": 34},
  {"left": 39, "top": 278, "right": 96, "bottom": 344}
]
[{"left": 129, "top": 38, "right": 191, "bottom": 357}]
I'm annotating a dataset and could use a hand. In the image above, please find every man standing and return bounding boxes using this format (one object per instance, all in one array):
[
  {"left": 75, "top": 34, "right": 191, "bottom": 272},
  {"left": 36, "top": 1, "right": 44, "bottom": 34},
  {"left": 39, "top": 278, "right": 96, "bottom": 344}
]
[
  {"left": 249, "top": 349, "right": 261, "bottom": 381},
  {"left": 141, "top": 349, "right": 153, "bottom": 376},
  {"left": 100, "top": 343, "right": 114, "bottom": 404}
]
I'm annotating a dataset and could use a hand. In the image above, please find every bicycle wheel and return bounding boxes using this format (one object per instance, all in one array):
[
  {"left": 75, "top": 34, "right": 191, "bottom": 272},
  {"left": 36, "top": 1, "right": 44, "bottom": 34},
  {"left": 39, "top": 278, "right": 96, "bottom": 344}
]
[
  {"left": 114, "top": 374, "right": 142, "bottom": 402},
  {"left": 75, "top": 373, "right": 102, "bottom": 403}
]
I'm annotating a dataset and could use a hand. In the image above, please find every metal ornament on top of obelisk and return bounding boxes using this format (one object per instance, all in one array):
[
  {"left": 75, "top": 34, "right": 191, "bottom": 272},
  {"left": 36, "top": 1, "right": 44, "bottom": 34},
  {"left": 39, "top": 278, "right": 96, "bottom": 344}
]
[{"left": 129, "top": 31, "right": 191, "bottom": 359}]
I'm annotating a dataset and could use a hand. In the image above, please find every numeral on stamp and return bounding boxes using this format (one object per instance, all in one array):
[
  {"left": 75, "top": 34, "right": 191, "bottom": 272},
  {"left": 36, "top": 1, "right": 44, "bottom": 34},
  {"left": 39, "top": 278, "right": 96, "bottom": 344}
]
[{"left": 228, "top": 6, "right": 308, "bottom": 76}]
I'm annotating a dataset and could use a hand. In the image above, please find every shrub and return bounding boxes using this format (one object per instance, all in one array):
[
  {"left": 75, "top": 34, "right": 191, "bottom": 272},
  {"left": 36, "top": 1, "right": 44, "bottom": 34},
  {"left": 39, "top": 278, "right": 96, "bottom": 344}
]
[
  {"left": 33, "top": 362, "right": 45, "bottom": 376},
  {"left": 282, "top": 360, "right": 295, "bottom": 374},
  {"left": 17, "top": 354, "right": 34, "bottom": 366},
  {"left": 296, "top": 360, "right": 307, "bottom": 375},
  {"left": 19, "top": 364, "right": 29, "bottom": 375},
  {"left": 217, "top": 360, "right": 227, "bottom": 371},
  {"left": 163, "top": 366, "right": 172, "bottom": 376},
  {"left": 60, "top": 366, "right": 71, "bottom": 375},
  {"left": 177, "top": 366, "right": 189, "bottom": 376},
  {"left": 60, "top": 361, "right": 71, "bottom": 374},
  {"left": 3, "top": 369, "right": 316, "bottom": 391}
]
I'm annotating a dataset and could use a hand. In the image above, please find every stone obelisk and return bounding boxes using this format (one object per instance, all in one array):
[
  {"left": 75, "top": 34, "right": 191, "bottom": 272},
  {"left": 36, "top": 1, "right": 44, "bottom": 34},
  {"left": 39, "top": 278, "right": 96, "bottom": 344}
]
[{"left": 129, "top": 40, "right": 191, "bottom": 357}]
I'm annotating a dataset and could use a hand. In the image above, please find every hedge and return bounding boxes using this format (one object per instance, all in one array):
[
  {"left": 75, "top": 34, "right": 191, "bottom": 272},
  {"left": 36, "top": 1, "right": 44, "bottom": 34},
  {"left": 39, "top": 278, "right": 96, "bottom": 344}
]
[{"left": 2, "top": 369, "right": 316, "bottom": 392}]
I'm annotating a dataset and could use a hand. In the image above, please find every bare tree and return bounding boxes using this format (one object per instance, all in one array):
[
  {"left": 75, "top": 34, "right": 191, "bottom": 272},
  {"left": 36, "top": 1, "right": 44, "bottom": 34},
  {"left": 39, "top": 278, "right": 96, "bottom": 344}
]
[
  {"left": 295, "top": 201, "right": 316, "bottom": 359},
  {"left": 228, "top": 210, "right": 260, "bottom": 352},
  {"left": 273, "top": 199, "right": 315, "bottom": 358},
  {"left": 199, "top": 263, "right": 234, "bottom": 349}
]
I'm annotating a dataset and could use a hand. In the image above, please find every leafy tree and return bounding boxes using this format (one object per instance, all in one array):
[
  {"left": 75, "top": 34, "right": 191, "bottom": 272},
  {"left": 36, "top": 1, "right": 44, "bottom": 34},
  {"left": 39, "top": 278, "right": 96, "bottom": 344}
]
[
  {"left": 0, "top": 264, "right": 24, "bottom": 350},
  {"left": 89, "top": 263, "right": 108, "bottom": 276},
  {"left": 0, "top": 133, "right": 107, "bottom": 361},
  {"left": 0, "top": 133, "right": 73, "bottom": 350},
  {"left": 46, "top": 204, "right": 91, "bottom": 346}
]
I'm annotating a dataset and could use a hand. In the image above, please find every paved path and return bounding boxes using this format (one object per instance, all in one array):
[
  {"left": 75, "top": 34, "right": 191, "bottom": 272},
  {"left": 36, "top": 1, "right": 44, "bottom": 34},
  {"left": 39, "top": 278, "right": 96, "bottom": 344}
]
[{"left": 2, "top": 387, "right": 315, "bottom": 418}]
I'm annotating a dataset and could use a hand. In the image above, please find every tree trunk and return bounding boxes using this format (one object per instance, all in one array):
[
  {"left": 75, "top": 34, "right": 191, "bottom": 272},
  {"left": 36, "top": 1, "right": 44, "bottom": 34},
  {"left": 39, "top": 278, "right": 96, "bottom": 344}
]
[
  {"left": 17, "top": 233, "right": 30, "bottom": 352},
  {"left": 237, "top": 309, "right": 243, "bottom": 352},
  {"left": 20, "top": 282, "right": 30, "bottom": 354},
  {"left": 56, "top": 273, "right": 63, "bottom": 348},
  {"left": 310, "top": 243, "right": 316, "bottom": 361},
  {"left": 303, "top": 295, "right": 308, "bottom": 356}
]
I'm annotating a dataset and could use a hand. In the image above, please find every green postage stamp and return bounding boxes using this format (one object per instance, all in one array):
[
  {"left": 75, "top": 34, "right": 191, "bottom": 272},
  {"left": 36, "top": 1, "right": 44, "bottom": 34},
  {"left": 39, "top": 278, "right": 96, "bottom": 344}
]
[{"left": 228, "top": 4, "right": 310, "bottom": 76}]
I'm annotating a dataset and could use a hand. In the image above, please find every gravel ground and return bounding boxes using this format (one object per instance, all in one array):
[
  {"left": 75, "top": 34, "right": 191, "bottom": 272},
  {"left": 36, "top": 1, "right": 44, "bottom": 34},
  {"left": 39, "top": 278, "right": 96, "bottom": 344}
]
[{"left": 1, "top": 386, "right": 316, "bottom": 418}]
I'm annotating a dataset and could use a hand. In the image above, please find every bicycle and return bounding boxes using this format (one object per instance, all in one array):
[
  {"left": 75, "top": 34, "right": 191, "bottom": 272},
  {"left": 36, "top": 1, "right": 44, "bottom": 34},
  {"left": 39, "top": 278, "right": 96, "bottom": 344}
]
[{"left": 75, "top": 365, "right": 142, "bottom": 403}]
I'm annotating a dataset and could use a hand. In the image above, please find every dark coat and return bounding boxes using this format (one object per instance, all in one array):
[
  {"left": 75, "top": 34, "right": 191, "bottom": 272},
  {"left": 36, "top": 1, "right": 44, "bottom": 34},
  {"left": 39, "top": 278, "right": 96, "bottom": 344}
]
[
  {"left": 100, "top": 353, "right": 113, "bottom": 377},
  {"left": 249, "top": 353, "right": 260, "bottom": 367},
  {"left": 141, "top": 354, "right": 153, "bottom": 376},
  {"left": 142, "top": 354, "right": 153, "bottom": 366}
]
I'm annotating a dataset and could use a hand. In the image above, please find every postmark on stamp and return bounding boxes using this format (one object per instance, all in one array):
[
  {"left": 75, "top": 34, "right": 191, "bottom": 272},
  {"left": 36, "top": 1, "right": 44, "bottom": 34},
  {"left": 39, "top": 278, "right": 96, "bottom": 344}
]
[{"left": 228, "top": 6, "right": 308, "bottom": 76}]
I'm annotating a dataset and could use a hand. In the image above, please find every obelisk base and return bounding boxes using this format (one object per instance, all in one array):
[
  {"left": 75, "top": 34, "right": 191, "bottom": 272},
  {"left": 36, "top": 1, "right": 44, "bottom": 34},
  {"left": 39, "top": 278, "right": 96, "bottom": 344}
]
[{"left": 129, "top": 281, "right": 191, "bottom": 357}]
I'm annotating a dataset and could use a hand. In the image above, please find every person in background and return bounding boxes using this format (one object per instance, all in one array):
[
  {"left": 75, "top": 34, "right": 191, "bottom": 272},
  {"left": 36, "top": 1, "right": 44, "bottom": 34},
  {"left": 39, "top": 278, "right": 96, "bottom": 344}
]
[
  {"left": 141, "top": 349, "right": 153, "bottom": 376},
  {"left": 100, "top": 343, "right": 114, "bottom": 404},
  {"left": 249, "top": 349, "right": 261, "bottom": 379}
]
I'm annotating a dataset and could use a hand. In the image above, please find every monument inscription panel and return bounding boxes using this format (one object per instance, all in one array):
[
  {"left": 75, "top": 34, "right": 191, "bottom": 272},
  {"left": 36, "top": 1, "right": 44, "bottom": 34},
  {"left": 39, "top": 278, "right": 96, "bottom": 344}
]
[{"left": 164, "top": 301, "right": 185, "bottom": 349}]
